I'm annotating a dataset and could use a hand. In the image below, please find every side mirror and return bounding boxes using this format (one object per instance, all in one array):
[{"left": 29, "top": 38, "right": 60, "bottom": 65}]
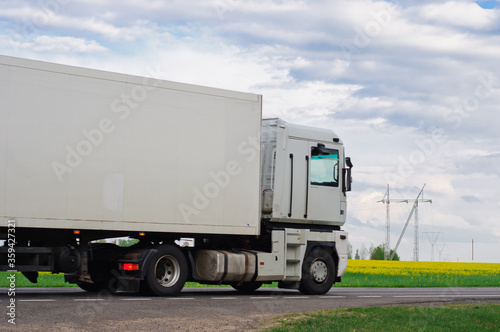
[
  {"left": 344, "top": 167, "right": 352, "bottom": 192},
  {"left": 345, "top": 157, "right": 353, "bottom": 168},
  {"left": 343, "top": 157, "right": 353, "bottom": 192}
]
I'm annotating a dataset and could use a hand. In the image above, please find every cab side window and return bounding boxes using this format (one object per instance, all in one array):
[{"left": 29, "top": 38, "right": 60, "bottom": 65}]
[{"left": 310, "top": 145, "right": 339, "bottom": 187}]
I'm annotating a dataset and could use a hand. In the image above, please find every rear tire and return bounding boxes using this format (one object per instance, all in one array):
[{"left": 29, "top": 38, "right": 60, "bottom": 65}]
[
  {"left": 143, "top": 245, "right": 188, "bottom": 296},
  {"left": 299, "top": 247, "right": 336, "bottom": 295}
]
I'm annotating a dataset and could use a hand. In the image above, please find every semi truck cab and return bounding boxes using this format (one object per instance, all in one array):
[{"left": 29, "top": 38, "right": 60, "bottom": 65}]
[{"left": 261, "top": 118, "right": 352, "bottom": 227}]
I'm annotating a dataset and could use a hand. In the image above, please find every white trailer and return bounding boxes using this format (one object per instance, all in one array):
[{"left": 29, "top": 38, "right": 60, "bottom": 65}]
[{"left": 0, "top": 55, "right": 352, "bottom": 296}]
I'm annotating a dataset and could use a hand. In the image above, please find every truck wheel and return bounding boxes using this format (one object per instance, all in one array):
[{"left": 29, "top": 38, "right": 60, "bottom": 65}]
[
  {"left": 231, "top": 281, "right": 263, "bottom": 293},
  {"left": 144, "top": 245, "right": 188, "bottom": 296},
  {"left": 299, "top": 247, "right": 336, "bottom": 295}
]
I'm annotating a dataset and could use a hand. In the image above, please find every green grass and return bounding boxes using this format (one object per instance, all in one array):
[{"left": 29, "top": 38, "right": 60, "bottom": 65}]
[
  {"left": 262, "top": 303, "right": 500, "bottom": 331},
  {"left": 333, "top": 272, "right": 500, "bottom": 288},
  {"left": 0, "top": 272, "right": 75, "bottom": 287}
]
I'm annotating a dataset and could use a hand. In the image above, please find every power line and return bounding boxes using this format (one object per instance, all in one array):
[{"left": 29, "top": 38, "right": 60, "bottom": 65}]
[
  {"left": 388, "top": 184, "right": 432, "bottom": 261},
  {"left": 423, "top": 232, "right": 442, "bottom": 261},
  {"left": 378, "top": 184, "right": 431, "bottom": 260},
  {"left": 436, "top": 243, "right": 447, "bottom": 261},
  {"left": 378, "top": 185, "right": 391, "bottom": 260}
]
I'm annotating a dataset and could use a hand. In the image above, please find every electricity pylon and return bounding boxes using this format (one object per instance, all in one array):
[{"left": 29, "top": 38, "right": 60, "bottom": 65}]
[
  {"left": 389, "top": 184, "right": 432, "bottom": 261},
  {"left": 378, "top": 185, "right": 391, "bottom": 260},
  {"left": 423, "top": 232, "right": 442, "bottom": 261}
]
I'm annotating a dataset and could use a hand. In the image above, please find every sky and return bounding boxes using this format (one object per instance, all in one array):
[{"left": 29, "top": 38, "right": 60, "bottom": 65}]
[{"left": 1, "top": 0, "right": 499, "bottom": 263}]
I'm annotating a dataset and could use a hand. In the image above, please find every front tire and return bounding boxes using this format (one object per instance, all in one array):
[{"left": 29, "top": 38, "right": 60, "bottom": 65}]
[
  {"left": 143, "top": 245, "right": 188, "bottom": 296},
  {"left": 299, "top": 247, "right": 336, "bottom": 295}
]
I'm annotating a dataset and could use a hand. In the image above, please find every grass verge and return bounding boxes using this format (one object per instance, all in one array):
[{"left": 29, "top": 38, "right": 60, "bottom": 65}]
[
  {"left": 333, "top": 272, "right": 500, "bottom": 287},
  {"left": 0, "top": 272, "right": 75, "bottom": 287},
  {"left": 261, "top": 303, "right": 500, "bottom": 331}
]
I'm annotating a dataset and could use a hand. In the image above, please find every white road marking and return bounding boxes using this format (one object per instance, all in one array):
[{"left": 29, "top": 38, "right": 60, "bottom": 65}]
[
  {"left": 319, "top": 296, "right": 347, "bottom": 299},
  {"left": 19, "top": 299, "right": 56, "bottom": 302},
  {"left": 285, "top": 296, "right": 309, "bottom": 299},
  {"left": 249, "top": 296, "right": 274, "bottom": 299},
  {"left": 169, "top": 297, "right": 194, "bottom": 300}
]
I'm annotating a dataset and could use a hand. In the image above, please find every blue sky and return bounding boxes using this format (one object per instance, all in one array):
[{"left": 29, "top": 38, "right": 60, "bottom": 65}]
[
  {"left": 476, "top": 1, "right": 500, "bottom": 9},
  {"left": 1, "top": 0, "right": 499, "bottom": 262}
]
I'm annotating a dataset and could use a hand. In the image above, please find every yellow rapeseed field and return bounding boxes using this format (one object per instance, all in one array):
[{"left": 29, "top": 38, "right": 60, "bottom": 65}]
[
  {"left": 338, "top": 260, "right": 500, "bottom": 287},
  {"left": 346, "top": 260, "right": 500, "bottom": 276}
]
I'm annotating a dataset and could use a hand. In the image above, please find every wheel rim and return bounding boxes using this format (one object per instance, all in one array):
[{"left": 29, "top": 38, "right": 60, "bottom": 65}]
[
  {"left": 154, "top": 255, "right": 181, "bottom": 288},
  {"left": 310, "top": 258, "right": 328, "bottom": 284}
]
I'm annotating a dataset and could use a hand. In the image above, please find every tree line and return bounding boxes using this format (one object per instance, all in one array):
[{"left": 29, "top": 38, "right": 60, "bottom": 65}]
[{"left": 347, "top": 243, "right": 400, "bottom": 261}]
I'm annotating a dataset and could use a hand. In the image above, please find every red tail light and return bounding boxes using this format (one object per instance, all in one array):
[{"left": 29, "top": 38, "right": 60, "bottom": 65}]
[{"left": 120, "top": 263, "right": 139, "bottom": 271}]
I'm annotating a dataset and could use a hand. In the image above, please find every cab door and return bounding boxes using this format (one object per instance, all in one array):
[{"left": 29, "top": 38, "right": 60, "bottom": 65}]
[
  {"left": 306, "top": 142, "right": 342, "bottom": 225},
  {"left": 283, "top": 138, "right": 309, "bottom": 222}
]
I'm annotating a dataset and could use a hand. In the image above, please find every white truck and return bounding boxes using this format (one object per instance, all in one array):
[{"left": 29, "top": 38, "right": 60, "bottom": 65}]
[{"left": 0, "top": 55, "right": 352, "bottom": 296}]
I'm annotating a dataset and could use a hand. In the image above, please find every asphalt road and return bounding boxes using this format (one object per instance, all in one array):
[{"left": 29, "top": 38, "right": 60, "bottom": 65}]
[{"left": 1, "top": 287, "right": 499, "bottom": 331}]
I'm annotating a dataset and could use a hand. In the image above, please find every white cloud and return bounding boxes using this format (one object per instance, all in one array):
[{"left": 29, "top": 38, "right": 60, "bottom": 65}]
[
  {"left": 413, "top": 1, "right": 499, "bottom": 30},
  {"left": 9, "top": 35, "right": 107, "bottom": 53},
  {"left": 0, "top": 2, "right": 157, "bottom": 41},
  {"left": 432, "top": 212, "right": 472, "bottom": 229}
]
